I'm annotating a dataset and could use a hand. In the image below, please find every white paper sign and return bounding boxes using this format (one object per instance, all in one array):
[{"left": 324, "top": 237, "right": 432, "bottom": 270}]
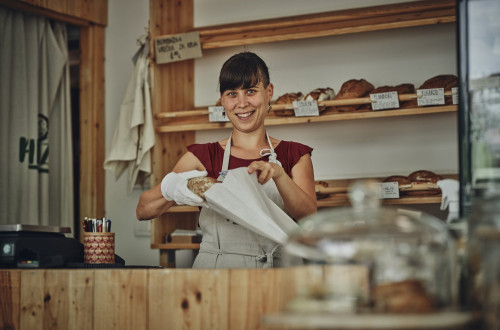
[
  {"left": 155, "top": 31, "right": 202, "bottom": 64},
  {"left": 370, "top": 91, "right": 400, "bottom": 110},
  {"left": 379, "top": 182, "right": 400, "bottom": 199},
  {"left": 208, "top": 106, "right": 230, "bottom": 122},
  {"left": 417, "top": 88, "right": 445, "bottom": 106},
  {"left": 293, "top": 100, "right": 320, "bottom": 117},
  {"left": 452, "top": 87, "right": 459, "bottom": 105}
]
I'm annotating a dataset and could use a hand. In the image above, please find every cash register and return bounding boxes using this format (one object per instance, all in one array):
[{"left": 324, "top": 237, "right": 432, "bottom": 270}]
[{"left": 0, "top": 224, "right": 83, "bottom": 268}]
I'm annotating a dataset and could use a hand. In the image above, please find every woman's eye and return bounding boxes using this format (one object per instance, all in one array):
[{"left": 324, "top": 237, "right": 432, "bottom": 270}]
[
  {"left": 226, "top": 91, "right": 236, "bottom": 97},
  {"left": 247, "top": 89, "right": 256, "bottom": 95}
]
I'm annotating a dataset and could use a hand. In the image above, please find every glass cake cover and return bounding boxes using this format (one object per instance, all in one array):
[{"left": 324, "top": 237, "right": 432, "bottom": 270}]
[{"left": 283, "top": 180, "right": 458, "bottom": 314}]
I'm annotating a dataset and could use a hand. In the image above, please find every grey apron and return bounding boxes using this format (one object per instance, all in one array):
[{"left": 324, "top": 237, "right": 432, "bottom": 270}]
[{"left": 192, "top": 133, "right": 285, "bottom": 269}]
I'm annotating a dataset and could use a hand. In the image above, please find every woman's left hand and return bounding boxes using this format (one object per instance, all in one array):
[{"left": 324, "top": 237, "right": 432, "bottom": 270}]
[{"left": 247, "top": 161, "right": 284, "bottom": 184}]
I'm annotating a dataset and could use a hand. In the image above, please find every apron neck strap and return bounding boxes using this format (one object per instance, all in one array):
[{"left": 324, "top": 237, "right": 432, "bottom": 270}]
[{"left": 217, "top": 131, "right": 281, "bottom": 182}]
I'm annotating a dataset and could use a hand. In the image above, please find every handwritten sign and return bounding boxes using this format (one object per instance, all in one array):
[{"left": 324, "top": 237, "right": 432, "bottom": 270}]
[
  {"left": 370, "top": 91, "right": 400, "bottom": 110},
  {"left": 417, "top": 88, "right": 445, "bottom": 106},
  {"left": 155, "top": 31, "right": 202, "bottom": 64},
  {"left": 379, "top": 182, "right": 400, "bottom": 199},
  {"left": 208, "top": 106, "right": 230, "bottom": 122},
  {"left": 293, "top": 100, "right": 320, "bottom": 117}
]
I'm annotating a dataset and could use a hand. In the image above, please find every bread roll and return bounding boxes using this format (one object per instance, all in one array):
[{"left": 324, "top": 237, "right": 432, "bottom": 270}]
[
  {"left": 272, "top": 92, "right": 303, "bottom": 116},
  {"left": 333, "top": 79, "right": 374, "bottom": 112},
  {"left": 187, "top": 176, "right": 218, "bottom": 199}
]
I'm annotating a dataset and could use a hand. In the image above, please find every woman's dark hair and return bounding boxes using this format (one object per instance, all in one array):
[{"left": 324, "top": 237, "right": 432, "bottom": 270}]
[{"left": 219, "top": 52, "right": 270, "bottom": 94}]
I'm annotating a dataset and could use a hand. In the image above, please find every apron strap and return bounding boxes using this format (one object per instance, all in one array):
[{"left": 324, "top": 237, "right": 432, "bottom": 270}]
[
  {"left": 217, "top": 131, "right": 281, "bottom": 182},
  {"left": 200, "top": 245, "right": 282, "bottom": 268}
]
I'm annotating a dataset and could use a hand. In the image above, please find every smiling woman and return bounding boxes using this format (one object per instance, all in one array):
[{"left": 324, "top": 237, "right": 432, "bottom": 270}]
[{"left": 136, "top": 51, "right": 317, "bottom": 269}]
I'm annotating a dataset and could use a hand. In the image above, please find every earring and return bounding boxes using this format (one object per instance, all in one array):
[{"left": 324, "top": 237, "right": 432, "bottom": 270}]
[
  {"left": 268, "top": 103, "right": 272, "bottom": 113},
  {"left": 222, "top": 110, "right": 226, "bottom": 116}
]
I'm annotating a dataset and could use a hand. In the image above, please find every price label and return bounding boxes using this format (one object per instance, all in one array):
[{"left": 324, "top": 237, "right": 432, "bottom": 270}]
[
  {"left": 417, "top": 88, "right": 445, "bottom": 106},
  {"left": 155, "top": 31, "right": 203, "bottom": 64},
  {"left": 208, "top": 106, "right": 230, "bottom": 122},
  {"left": 293, "top": 100, "right": 320, "bottom": 117},
  {"left": 452, "top": 87, "right": 459, "bottom": 105},
  {"left": 379, "top": 182, "right": 400, "bottom": 199},
  {"left": 370, "top": 91, "right": 400, "bottom": 110}
]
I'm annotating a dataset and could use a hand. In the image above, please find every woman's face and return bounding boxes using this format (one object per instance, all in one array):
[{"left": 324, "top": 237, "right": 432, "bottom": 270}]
[{"left": 220, "top": 82, "right": 273, "bottom": 133}]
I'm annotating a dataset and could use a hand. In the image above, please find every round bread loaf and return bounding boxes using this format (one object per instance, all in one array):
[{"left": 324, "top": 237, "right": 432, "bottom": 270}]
[
  {"left": 303, "top": 87, "right": 335, "bottom": 112},
  {"left": 408, "top": 170, "right": 443, "bottom": 183},
  {"left": 333, "top": 79, "right": 374, "bottom": 112},
  {"left": 361, "top": 83, "right": 416, "bottom": 109},
  {"left": 406, "top": 170, "right": 443, "bottom": 196},
  {"left": 383, "top": 175, "right": 411, "bottom": 186},
  {"left": 273, "top": 92, "right": 304, "bottom": 117},
  {"left": 418, "top": 74, "right": 458, "bottom": 105},
  {"left": 187, "top": 176, "right": 218, "bottom": 199}
]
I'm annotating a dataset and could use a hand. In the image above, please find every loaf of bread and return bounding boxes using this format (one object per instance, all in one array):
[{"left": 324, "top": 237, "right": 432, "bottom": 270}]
[
  {"left": 333, "top": 79, "right": 374, "bottom": 112},
  {"left": 272, "top": 92, "right": 304, "bottom": 116},
  {"left": 408, "top": 170, "right": 444, "bottom": 184},
  {"left": 303, "top": 87, "right": 336, "bottom": 112},
  {"left": 383, "top": 171, "right": 443, "bottom": 196},
  {"left": 372, "top": 279, "right": 435, "bottom": 313},
  {"left": 420, "top": 74, "right": 458, "bottom": 105},
  {"left": 187, "top": 176, "right": 218, "bottom": 199},
  {"left": 383, "top": 175, "right": 411, "bottom": 186},
  {"left": 360, "top": 83, "right": 415, "bottom": 110}
]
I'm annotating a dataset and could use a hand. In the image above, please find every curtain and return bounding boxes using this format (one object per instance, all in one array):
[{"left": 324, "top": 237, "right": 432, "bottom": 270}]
[{"left": 0, "top": 7, "right": 74, "bottom": 232}]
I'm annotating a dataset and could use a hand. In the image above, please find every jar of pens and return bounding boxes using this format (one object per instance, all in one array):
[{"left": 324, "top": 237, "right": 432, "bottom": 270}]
[{"left": 83, "top": 217, "right": 114, "bottom": 264}]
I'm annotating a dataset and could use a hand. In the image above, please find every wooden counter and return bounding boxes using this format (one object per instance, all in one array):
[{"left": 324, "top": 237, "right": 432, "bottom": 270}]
[
  {"left": 0, "top": 266, "right": 367, "bottom": 330},
  {"left": 0, "top": 266, "right": 474, "bottom": 330}
]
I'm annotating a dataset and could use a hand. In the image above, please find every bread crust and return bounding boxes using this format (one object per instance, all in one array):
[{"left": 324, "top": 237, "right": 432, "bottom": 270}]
[
  {"left": 333, "top": 79, "right": 374, "bottom": 112},
  {"left": 273, "top": 92, "right": 304, "bottom": 116},
  {"left": 187, "top": 176, "right": 218, "bottom": 199}
]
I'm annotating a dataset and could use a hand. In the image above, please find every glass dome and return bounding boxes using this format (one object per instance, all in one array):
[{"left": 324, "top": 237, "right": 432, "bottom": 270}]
[{"left": 283, "top": 180, "right": 458, "bottom": 314}]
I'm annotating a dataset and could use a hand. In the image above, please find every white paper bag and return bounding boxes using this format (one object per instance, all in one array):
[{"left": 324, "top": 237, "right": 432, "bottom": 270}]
[{"left": 204, "top": 167, "right": 298, "bottom": 244}]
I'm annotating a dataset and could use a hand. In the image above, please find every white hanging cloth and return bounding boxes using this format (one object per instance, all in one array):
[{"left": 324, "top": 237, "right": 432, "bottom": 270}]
[{"left": 104, "top": 43, "right": 155, "bottom": 193}]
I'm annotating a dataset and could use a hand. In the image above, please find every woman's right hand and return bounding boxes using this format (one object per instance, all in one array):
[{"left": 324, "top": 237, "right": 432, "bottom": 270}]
[
  {"left": 136, "top": 151, "right": 207, "bottom": 220},
  {"left": 161, "top": 170, "right": 208, "bottom": 206}
]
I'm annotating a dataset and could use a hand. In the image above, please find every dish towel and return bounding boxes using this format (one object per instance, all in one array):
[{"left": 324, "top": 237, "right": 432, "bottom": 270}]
[
  {"left": 437, "top": 179, "right": 459, "bottom": 223},
  {"left": 104, "top": 44, "right": 155, "bottom": 193}
]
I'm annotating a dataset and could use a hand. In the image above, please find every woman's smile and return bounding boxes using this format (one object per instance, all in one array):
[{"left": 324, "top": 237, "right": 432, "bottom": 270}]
[{"left": 235, "top": 110, "right": 255, "bottom": 119}]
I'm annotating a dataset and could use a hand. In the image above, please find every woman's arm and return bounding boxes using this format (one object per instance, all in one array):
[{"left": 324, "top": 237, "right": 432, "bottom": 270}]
[
  {"left": 136, "top": 151, "right": 205, "bottom": 220},
  {"left": 248, "top": 154, "right": 317, "bottom": 220}
]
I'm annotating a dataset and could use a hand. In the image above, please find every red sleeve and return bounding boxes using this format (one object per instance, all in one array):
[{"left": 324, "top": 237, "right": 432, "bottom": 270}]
[
  {"left": 186, "top": 143, "right": 224, "bottom": 178},
  {"left": 275, "top": 141, "right": 313, "bottom": 177}
]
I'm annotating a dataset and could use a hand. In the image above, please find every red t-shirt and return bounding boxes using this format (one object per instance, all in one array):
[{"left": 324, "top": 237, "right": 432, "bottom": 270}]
[{"left": 187, "top": 141, "right": 313, "bottom": 179}]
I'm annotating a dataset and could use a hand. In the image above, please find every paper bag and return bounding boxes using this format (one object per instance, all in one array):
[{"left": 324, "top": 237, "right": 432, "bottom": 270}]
[{"left": 204, "top": 167, "right": 298, "bottom": 244}]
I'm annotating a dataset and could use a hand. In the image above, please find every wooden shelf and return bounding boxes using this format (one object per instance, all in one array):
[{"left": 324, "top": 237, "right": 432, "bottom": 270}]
[
  {"left": 158, "top": 0, "right": 455, "bottom": 50},
  {"left": 317, "top": 194, "right": 443, "bottom": 208},
  {"left": 166, "top": 174, "right": 458, "bottom": 212},
  {"left": 151, "top": 243, "right": 200, "bottom": 250},
  {"left": 155, "top": 105, "right": 457, "bottom": 133}
]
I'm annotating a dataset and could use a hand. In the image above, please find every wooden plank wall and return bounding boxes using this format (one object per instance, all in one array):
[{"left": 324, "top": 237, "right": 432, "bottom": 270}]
[
  {"left": 149, "top": 0, "right": 198, "bottom": 266},
  {"left": 0, "top": 0, "right": 107, "bottom": 25},
  {"left": 0, "top": 266, "right": 368, "bottom": 330},
  {"left": 79, "top": 24, "right": 106, "bottom": 239}
]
